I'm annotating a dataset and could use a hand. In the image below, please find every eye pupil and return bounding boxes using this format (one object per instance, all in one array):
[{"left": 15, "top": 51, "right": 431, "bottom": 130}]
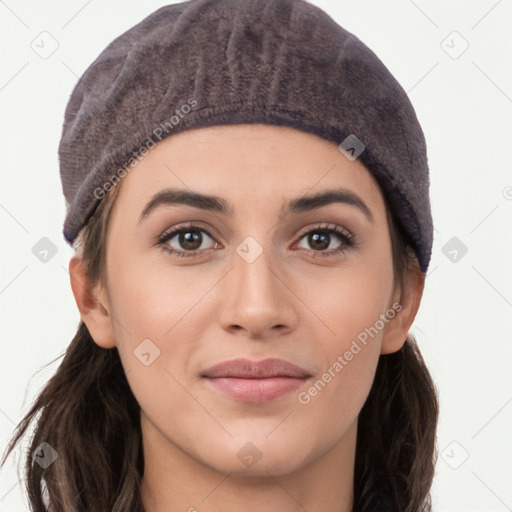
[
  {"left": 309, "top": 232, "right": 329, "bottom": 250},
  {"left": 180, "top": 230, "right": 202, "bottom": 250}
]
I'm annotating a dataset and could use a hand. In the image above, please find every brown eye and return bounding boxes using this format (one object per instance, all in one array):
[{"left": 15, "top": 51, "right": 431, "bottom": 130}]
[
  {"left": 166, "top": 229, "right": 214, "bottom": 252},
  {"left": 176, "top": 230, "right": 204, "bottom": 251},
  {"left": 159, "top": 225, "right": 218, "bottom": 257},
  {"left": 294, "top": 224, "right": 356, "bottom": 257},
  {"left": 306, "top": 232, "right": 330, "bottom": 251}
]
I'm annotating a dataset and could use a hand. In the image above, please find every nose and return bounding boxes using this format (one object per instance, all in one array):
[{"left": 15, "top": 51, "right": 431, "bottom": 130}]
[{"left": 217, "top": 243, "right": 299, "bottom": 339}]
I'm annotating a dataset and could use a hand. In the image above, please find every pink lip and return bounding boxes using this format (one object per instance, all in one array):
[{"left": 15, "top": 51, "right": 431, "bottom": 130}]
[{"left": 201, "top": 358, "right": 311, "bottom": 403}]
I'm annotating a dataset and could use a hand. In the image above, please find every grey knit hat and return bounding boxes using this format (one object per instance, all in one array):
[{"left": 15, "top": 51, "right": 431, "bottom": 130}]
[{"left": 59, "top": 0, "right": 433, "bottom": 274}]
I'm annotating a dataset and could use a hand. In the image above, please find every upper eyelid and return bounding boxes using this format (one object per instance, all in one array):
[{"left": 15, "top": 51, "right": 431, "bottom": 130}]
[
  {"left": 296, "top": 223, "right": 352, "bottom": 237},
  {"left": 159, "top": 221, "right": 219, "bottom": 240}
]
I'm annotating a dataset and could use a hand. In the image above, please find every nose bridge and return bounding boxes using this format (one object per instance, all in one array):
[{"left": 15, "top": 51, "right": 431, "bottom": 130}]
[
  {"left": 217, "top": 235, "right": 297, "bottom": 336},
  {"left": 233, "top": 235, "right": 284, "bottom": 308}
]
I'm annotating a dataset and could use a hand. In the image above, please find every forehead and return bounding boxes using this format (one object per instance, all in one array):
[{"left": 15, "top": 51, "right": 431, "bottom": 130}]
[{"left": 113, "top": 124, "right": 386, "bottom": 218}]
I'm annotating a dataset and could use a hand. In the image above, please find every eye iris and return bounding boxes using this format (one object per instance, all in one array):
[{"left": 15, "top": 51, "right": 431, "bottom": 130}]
[
  {"left": 180, "top": 230, "right": 202, "bottom": 250},
  {"left": 309, "top": 232, "right": 330, "bottom": 250}
]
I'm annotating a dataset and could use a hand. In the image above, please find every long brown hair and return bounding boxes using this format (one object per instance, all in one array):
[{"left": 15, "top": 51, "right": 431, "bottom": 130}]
[{"left": 2, "top": 175, "right": 438, "bottom": 512}]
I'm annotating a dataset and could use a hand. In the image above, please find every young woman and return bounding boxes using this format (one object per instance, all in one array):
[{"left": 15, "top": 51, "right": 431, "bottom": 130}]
[{"left": 2, "top": 1, "right": 438, "bottom": 511}]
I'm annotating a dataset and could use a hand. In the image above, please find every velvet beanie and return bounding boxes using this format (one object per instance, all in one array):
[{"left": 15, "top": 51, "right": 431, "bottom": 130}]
[{"left": 58, "top": 0, "right": 433, "bottom": 274}]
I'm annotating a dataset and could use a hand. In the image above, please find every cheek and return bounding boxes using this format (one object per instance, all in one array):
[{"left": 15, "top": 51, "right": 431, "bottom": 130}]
[
  {"left": 293, "top": 344, "right": 380, "bottom": 467},
  {"left": 107, "top": 253, "right": 210, "bottom": 340},
  {"left": 296, "top": 260, "right": 393, "bottom": 351},
  {"left": 105, "top": 258, "right": 208, "bottom": 431},
  {"left": 285, "top": 264, "right": 392, "bottom": 440},
  {"left": 106, "top": 254, "right": 221, "bottom": 400},
  {"left": 298, "top": 266, "right": 392, "bottom": 414}
]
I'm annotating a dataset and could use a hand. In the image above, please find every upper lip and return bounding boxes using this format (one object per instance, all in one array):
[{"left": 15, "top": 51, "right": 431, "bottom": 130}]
[{"left": 201, "top": 358, "right": 311, "bottom": 379}]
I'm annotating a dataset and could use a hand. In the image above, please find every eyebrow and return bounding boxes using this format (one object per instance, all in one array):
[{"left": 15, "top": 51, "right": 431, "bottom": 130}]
[{"left": 138, "top": 187, "right": 374, "bottom": 224}]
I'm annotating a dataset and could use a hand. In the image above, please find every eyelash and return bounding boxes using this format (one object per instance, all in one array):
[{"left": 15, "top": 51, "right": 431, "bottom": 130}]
[{"left": 157, "top": 221, "right": 357, "bottom": 259}]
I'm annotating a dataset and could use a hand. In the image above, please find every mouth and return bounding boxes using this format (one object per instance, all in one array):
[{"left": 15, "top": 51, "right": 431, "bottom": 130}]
[{"left": 201, "top": 358, "right": 311, "bottom": 403}]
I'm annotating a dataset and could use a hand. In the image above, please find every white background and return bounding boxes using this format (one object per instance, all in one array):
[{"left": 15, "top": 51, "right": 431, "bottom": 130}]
[{"left": 1, "top": 0, "right": 511, "bottom": 510}]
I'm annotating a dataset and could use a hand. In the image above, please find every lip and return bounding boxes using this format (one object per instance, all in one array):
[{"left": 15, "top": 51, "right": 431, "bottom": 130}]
[
  {"left": 201, "top": 358, "right": 311, "bottom": 403},
  {"left": 202, "top": 358, "right": 311, "bottom": 379}
]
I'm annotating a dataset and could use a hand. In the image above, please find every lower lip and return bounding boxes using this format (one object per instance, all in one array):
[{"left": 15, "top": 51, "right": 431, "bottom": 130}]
[{"left": 205, "top": 377, "right": 308, "bottom": 402}]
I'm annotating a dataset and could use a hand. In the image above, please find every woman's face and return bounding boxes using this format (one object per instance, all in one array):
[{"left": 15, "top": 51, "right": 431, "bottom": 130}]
[{"left": 78, "top": 124, "right": 419, "bottom": 478}]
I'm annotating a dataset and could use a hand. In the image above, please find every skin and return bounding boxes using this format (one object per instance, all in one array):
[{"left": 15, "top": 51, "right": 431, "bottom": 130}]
[{"left": 69, "top": 124, "right": 424, "bottom": 512}]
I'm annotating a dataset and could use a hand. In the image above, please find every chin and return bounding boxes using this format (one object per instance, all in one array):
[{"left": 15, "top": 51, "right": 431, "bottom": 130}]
[{"left": 193, "top": 435, "right": 312, "bottom": 477}]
